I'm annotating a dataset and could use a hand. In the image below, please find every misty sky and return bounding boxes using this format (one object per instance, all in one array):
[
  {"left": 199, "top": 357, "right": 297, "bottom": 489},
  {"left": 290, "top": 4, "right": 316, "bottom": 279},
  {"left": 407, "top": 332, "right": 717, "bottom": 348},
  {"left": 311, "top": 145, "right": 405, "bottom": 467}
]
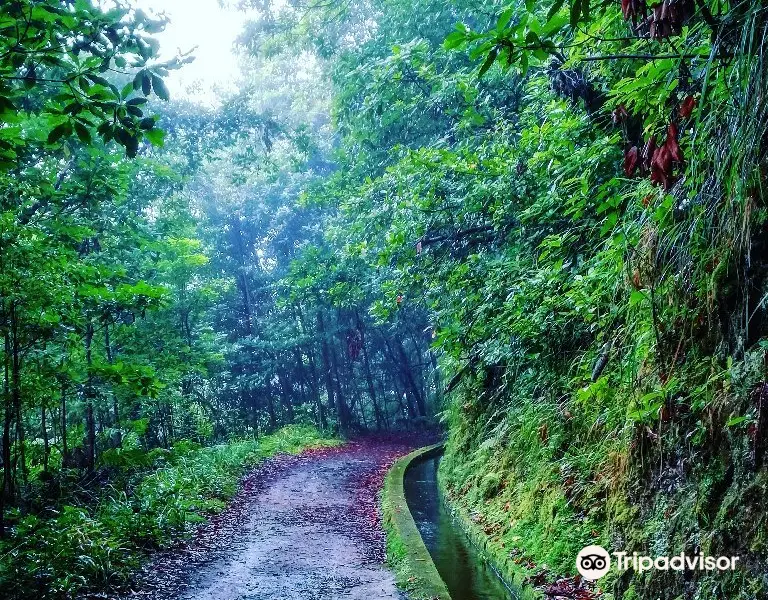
[{"left": 132, "top": 0, "right": 256, "bottom": 104}]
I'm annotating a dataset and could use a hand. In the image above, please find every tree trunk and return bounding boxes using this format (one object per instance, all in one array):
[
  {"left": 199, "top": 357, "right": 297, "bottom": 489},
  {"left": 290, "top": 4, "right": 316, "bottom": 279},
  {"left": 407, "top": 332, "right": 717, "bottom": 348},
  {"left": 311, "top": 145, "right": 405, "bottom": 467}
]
[
  {"left": 60, "top": 381, "right": 68, "bottom": 467},
  {"left": 41, "top": 405, "right": 49, "bottom": 473},
  {"left": 1, "top": 331, "right": 12, "bottom": 538},
  {"left": 356, "top": 313, "right": 384, "bottom": 430},
  {"left": 84, "top": 322, "right": 96, "bottom": 471},
  {"left": 104, "top": 321, "right": 121, "bottom": 448},
  {"left": 329, "top": 327, "right": 351, "bottom": 433},
  {"left": 306, "top": 348, "right": 326, "bottom": 429},
  {"left": 264, "top": 379, "right": 277, "bottom": 432},
  {"left": 233, "top": 221, "right": 254, "bottom": 336},
  {"left": 396, "top": 340, "right": 427, "bottom": 417},
  {"left": 11, "top": 306, "right": 26, "bottom": 487},
  {"left": 298, "top": 306, "right": 326, "bottom": 429},
  {"left": 277, "top": 368, "right": 295, "bottom": 423},
  {"left": 382, "top": 336, "right": 417, "bottom": 418},
  {"left": 317, "top": 310, "right": 347, "bottom": 431}
]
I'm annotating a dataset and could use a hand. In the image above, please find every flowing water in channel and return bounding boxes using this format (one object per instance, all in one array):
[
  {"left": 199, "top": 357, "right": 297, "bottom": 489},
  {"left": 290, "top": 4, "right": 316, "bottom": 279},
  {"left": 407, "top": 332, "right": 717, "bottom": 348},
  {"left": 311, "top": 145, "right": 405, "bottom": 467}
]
[{"left": 403, "top": 456, "right": 519, "bottom": 600}]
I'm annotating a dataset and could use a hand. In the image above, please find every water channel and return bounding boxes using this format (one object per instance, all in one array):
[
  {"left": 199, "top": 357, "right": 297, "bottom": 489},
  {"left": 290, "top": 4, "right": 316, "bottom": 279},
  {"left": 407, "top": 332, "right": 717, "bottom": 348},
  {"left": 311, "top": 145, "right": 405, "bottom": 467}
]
[{"left": 403, "top": 455, "right": 520, "bottom": 600}]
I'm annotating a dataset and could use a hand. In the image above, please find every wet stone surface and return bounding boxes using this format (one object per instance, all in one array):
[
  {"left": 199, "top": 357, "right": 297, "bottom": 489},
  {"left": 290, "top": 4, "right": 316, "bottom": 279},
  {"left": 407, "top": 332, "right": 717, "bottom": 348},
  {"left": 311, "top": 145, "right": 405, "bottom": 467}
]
[{"left": 117, "top": 438, "right": 420, "bottom": 600}]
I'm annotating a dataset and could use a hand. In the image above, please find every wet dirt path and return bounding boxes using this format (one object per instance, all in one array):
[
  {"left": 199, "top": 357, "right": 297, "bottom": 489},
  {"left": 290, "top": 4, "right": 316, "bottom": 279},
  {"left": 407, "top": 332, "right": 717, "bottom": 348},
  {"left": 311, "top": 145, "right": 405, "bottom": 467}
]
[{"left": 123, "top": 440, "right": 416, "bottom": 600}]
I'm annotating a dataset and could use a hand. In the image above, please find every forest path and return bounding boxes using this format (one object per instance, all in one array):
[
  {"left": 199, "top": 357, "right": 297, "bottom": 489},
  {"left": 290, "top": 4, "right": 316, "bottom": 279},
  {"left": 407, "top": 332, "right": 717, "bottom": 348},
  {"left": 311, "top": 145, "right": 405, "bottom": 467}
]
[{"left": 124, "top": 438, "right": 417, "bottom": 600}]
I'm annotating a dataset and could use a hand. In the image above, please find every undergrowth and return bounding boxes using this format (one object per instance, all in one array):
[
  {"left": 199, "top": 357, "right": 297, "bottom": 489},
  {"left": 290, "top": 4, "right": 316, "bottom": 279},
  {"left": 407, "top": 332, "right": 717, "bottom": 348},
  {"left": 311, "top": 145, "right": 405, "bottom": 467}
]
[{"left": 0, "top": 425, "right": 338, "bottom": 600}]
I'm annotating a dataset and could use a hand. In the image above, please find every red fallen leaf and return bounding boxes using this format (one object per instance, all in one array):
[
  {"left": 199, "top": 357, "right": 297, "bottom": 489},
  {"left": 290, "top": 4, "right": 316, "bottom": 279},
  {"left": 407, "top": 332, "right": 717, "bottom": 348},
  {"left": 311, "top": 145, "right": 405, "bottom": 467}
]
[
  {"left": 680, "top": 95, "right": 696, "bottom": 119},
  {"left": 624, "top": 146, "right": 639, "bottom": 176}
]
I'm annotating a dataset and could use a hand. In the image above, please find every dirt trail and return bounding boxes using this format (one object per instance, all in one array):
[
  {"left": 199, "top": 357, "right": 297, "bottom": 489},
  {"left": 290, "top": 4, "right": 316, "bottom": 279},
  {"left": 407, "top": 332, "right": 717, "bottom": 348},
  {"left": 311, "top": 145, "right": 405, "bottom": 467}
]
[{"left": 123, "top": 439, "right": 418, "bottom": 600}]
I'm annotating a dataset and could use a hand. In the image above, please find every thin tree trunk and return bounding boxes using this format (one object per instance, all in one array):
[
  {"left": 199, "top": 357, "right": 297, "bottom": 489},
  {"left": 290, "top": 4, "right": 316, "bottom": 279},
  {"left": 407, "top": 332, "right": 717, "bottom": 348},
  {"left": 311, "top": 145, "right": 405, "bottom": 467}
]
[
  {"left": 356, "top": 313, "right": 384, "bottom": 429},
  {"left": 277, "top": 368, "right": 295, "bottom": 422},
  {"left": 1, "top": 331, "right": 11, "bottom": 538},
  {"left": 382, "top": 336, "right": 417, "bottom": 418},
  {"left": 233, "top": 221, "right": 254, "bottom": 336},
  {"left": 298, "top": 306, "right": 326, "bottom": 429},
  {"left": 264, "top": 380, "right": 277, "bottom": 432},
  {"left": 11, "top": 306, "right": 26, "bottom": 487},
  {"left": 104, "top": 321, "right": 121, "bottom": 448},
  {"left": 84, "top": 322, "right": 96, "bottom": 471},
  {"left": 306, "top": 348, "right": 326, "bottom": 429},
  {"left": 396, "top": 340, "right": 427, "bottom": 417},
  {"left": 60, "top": 381, "right": 68, "bottom": 467},
  {"left": 317, "top": 310, "right": 347, "bottom": 431},
  {"left": 41, "top": 405, "right": 49, "bottom": 473},
  {"left": 329, "top": 328, "right": 351, "bottom": 433}
]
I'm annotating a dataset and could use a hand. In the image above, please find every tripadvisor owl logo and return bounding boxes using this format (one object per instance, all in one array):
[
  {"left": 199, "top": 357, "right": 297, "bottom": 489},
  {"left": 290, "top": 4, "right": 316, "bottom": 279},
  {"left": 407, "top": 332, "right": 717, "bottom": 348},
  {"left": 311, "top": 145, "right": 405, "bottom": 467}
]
[{"left": 576, "top": 545, "right": 611, "bottom": 580}]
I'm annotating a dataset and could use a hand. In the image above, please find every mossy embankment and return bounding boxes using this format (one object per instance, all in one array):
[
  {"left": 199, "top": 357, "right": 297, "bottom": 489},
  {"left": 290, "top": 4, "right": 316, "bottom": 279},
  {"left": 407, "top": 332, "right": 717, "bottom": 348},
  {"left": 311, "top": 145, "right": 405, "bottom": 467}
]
[
  {"left": 382, "top": 443, "right": 452, "bottom": 600},
  {"left": 439, "top": 352, "right": 768, "bottom": 600}
]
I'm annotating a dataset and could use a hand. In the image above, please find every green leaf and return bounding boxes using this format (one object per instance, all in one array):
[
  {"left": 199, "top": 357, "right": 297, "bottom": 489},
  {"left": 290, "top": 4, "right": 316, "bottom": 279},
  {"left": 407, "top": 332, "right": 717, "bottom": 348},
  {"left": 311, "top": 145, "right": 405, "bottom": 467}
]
[
  {"left": 548, "top": 0, "right": 566, "bottom": 20},
  {"left": 133, "top": 70, "right": 145, "bottom": 91},
  {"left": 497, "top": 7, "right": 514, "bottom": 31},
  {"left": 543, "top": 12, "right": 569, "bottom": 36},
  {"left": 478, "top": 47, "right": 499, "bottom": 77},
  {"left": 629, "top": 291, "right": 646, "bottom": 306},
  {"left": 145, "top": 128, "right": 165, "bottom": 147},
  {"left": 570, "top": 0, "right": 582, "bottom": 28},
  {"left": 74, "top": 122, "right": 91, "bottom": 145},
  {"left": 520, "top": 51, "right": 529, "bottom": 76},
  {"left": 47, "top": 122, "right": 71, "bottom": 144},
  {"left": 151, "top": 74, "right": 170, "bottom": 101},
  {"left": 525, "top": 31, "right": 542, "bottom": 46},
  {"left": 444, "top": 30, "right": 466, "bottom": 50},
  {"left": 142, "top": 72, "right": 152, "bottom": 96}
]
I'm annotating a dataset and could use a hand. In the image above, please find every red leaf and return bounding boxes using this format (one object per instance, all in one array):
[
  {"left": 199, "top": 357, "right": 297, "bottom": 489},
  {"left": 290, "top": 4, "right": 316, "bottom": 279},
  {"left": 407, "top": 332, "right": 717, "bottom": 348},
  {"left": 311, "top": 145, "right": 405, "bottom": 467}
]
[
  {"left": 650, "top": 144, "right": 672, "bottom": 189},
  {"left": 679, "top": 95, "right": 696, "bottom": 119},
  {"left": 665, "top": 122, "right": 683, "bottom": 163},
  {"left": 624, "top": 146, "right": 639, "bottom": 176},
  {"left": 612, "top": 104, "right": 629, "bottom": 124}
]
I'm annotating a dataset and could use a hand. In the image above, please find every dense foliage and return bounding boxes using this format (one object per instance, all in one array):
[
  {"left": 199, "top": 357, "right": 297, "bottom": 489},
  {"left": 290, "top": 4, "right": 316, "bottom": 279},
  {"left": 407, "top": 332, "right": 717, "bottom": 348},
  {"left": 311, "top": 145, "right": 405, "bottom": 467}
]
[
  {"left": 247, "top": 0, "right": 768, "bottom": 598},
  {"left": 0, "top": 2, "right": 438, "bottom": 597},
  {"left": 3, "top": 0, "right": 768, "bottom": 598}
]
